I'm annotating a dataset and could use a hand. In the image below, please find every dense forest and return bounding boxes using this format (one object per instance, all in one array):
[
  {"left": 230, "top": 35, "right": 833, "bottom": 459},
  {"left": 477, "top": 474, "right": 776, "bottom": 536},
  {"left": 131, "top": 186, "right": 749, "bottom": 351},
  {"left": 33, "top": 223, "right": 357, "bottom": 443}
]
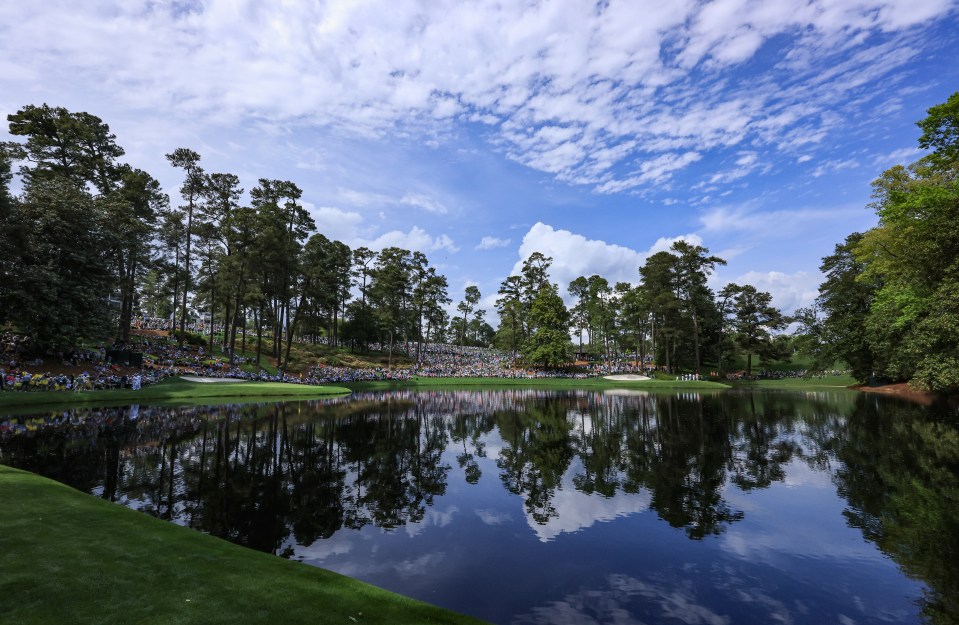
[
  {"left": 795, "top": 92, "right": 959, "bottom": 392},
  {"left": 1, "top": 94, "right": 956, "bottom": 391}
]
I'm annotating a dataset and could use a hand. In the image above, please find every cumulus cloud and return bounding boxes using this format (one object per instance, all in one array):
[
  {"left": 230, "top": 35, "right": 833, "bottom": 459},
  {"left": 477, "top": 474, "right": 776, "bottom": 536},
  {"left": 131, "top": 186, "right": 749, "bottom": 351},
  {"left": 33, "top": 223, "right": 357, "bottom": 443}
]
[
  {"left": 304, "top": 204, "right": 460, "bottom": 254},
  {"left": 726, "top": 270, "right": 821, "bottom": 313},
  {"left": 307, "top": 205, "right": 366, "bottom": 243},
  {"left": 512, "top": 222, "right": 702, "bottom": 295},
  {"left": 356, "top": 227, "right": 459, "bottom": 254}
]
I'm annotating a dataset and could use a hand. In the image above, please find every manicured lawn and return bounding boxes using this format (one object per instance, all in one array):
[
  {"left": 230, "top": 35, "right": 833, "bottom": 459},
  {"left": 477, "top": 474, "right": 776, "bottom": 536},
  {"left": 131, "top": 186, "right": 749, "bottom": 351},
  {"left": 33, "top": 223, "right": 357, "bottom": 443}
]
[
  {"left": 341, "top": 376, "right": 731, "bottom": 391},
  {"left": 728, "top": 374, "right": 858, "bottom": 390},
  {"left": 0, "top": 377, "right": 351, "bottom": 412},
  {"left": 0, "top": 374, "right": 866, "bottom": 415},
  {"left": 0, "top": 465, "right": 488, "bottom": 625}
]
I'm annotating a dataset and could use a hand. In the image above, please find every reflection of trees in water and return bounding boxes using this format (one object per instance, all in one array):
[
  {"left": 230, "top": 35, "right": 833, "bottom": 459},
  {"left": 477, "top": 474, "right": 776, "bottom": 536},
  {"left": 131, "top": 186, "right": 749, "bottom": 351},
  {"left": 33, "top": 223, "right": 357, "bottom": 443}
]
[
  {"left": 450, "top": 412, "right": 493, "bottom": 485},
  {"left": 0, "top": 392, "right": 811, "bottom": 542},
  {"left": 3, "top": 390, "right": 957, "bottom": 622},
  {"left": 497, "top": 398, "right": 577, "bottom": 524},
  {"left": 804, "top": 395, "right": 959, "bottom": 624}
]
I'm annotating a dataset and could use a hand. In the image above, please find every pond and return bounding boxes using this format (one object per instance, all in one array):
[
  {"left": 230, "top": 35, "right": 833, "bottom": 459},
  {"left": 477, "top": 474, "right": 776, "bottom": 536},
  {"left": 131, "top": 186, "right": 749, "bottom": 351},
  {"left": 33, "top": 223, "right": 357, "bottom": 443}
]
[{"left": 2, "top": 389, "right": 958, "bottom": 624}]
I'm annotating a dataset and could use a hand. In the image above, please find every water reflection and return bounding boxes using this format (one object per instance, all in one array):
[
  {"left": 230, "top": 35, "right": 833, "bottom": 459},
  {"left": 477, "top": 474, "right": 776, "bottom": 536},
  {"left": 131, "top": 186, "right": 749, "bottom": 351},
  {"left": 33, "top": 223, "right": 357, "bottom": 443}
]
[{"left": 1, "top": 390, "right": 956, "bottom": 624}]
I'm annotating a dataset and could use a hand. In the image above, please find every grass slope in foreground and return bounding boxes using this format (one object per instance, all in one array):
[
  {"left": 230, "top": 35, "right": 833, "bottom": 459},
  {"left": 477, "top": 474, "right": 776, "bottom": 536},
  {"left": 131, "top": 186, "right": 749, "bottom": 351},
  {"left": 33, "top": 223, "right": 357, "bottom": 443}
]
[
  {"left": 0, "top": 377, "right": 351, "bottom": 411},
  {"left": 0, "top": 465, "right": 487, "bottom": 625}
]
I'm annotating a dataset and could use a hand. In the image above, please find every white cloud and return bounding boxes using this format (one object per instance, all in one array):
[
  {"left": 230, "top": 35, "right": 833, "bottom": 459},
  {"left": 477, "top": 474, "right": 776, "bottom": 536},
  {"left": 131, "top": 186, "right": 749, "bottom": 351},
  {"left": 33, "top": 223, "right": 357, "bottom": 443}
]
[
  {"left": 811, "top": 158, "right": 860, "bottom": 178},
  {"left": 727, "top": 270, "right": 821, "bottom": 313},
  {"left": 358, "top": 226, "right": 460, "bottom": 254},
  {"left": 872, "top": 146, "right": 923, "bottom": 166},
  {"left": 2, "top": 0, "right": 952, "bottom": 196},
  {"left": 512, "top": 222, "right": 702, "bottom": 295},
  {"left": 698, "top": 203, "right": 864, "bottom": 238},
  {"left": 400, "top": 192, "right": 449, "bottom": 215},
  {"left": 335, "top": 188, "right": 394, "bottom": 208},
  {"left": 308, "top": 205, "right": 366, "bottom": 243},
  {"left": 706, "top": 151, "right": 765, "bottom": 185},
  {"left": 476, "top": 236, "right": 511, "bottom": 250}
]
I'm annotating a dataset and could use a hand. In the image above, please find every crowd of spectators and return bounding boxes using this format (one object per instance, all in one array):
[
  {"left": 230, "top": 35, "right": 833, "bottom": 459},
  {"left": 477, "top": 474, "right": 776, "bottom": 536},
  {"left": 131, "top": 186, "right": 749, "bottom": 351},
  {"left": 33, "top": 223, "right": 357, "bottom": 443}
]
[
  {"left": 3, "top": 328, "right": 849, "bottom": 395},
  {"left": 2, "top": 367, "right": 160, "bottom": 392},
  {"left": 132, "top": 316, "right": 225, "bottom": 335}
]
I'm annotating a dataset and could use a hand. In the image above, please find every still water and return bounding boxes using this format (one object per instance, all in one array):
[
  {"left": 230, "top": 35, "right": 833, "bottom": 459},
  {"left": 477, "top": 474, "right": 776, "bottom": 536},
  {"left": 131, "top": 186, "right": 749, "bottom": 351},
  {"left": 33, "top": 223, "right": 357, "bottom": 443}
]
[{"left": 2, "top": 389, "right": 957, "bottom": 624}]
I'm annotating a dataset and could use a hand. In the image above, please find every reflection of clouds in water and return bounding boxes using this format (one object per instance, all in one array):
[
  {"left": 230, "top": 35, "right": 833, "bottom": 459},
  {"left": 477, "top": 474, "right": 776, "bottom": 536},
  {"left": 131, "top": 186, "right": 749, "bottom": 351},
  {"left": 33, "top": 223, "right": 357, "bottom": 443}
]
[
  {"left": 512, "top": 574, "right": 730, "bottom": 625},
  {"left": 720, "top": 461, "right": 887, "bottom": 567},
  {"left": 730, "top": 587, "right": 796, "bottom": 625},
  {"left": 294, "top": 531, "right": 355, "bottom": 562},
  {"left": 513, "top": 564, "right": 912, "bottom": 625},
  {"left": 476, "top": 508, "right": 512, "bottom": 525},
  {"left": 524, "top": 459, "right": 651, "bottom": 542},
  {"left": 393, "top": 552, "right": 448, "bottom": 579},
  {"left": 780, "top": 458, "right": 833, "bottom": 489},
  {"left": 404, "top": 505, "right": 459, "bottom": 538},
  {"left": 719, "top": 518, "right": 885, "bottom": 569},
  {"left": 320, "top": 548, "right": 448, "bottom": 581}
]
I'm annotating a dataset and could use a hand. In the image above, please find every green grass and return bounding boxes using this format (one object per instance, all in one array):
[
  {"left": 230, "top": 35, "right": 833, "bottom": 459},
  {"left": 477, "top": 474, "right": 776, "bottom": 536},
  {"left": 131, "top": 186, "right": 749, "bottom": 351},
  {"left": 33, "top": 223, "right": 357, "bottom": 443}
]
[
  {"left": 341, "top": 376, "right": 731, "bottom": 392},
  {"left": 0, "top": 377, "right": 351, "bottom": 413},
  {"left": 0, "top": 465, "right": 487, "bottom": 625},
  {"left": 727, "top": 374, "right": 858, "bottom": 390}
]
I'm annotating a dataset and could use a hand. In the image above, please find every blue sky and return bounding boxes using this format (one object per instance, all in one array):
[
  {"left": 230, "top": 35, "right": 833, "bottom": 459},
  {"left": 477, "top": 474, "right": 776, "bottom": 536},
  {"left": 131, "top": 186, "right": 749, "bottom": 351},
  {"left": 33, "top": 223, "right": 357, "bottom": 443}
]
[{"left": 2, "top": 0, "right": 958, "bottom": 317}]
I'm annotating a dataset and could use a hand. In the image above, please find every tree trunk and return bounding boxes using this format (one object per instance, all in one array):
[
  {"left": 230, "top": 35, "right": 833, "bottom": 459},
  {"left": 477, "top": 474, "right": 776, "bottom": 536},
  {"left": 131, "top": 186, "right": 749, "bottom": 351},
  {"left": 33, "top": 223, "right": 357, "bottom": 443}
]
[
  {"left": 283, "top": 292, "right": 307, "bottom": 369},
  {"left": 208, "top": 269, "right": 216, "bottom": 353},
  {"left": 692, "top": 309, "right": 701, "bottom": 376},
  {"left": 388, "top": 330, "right": 394, "bottom": 369},
  {"left": 241, "top": 309, "right": 247, "bottom": 355},
  {"left": 170, "top": 245, "right": 180, "bottom": 340},
  {"left": 255, "top": 303, "right": 263, "bottom": 367},
  {"left": 178, "top": 201, "right": 194, "bottom": 347}
]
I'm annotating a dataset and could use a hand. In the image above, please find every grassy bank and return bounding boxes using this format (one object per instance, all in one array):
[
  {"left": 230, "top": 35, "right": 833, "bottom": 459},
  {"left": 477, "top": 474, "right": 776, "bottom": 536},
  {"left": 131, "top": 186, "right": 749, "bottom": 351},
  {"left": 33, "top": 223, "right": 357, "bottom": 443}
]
[
  {"left": 727, "top": 375, "right": 858, "bottom": 390},
  {"left": 0, "top": 465, "right": 487, "bottom": 625},
  {"left": 341, "top": 376, "right": 731, "bottom": 391},
  {"left": 0, "top": 377, "right": 351, "bottom": 412},
  {"left": 0, "top": 375, "right": 867, "bottom": 414}
]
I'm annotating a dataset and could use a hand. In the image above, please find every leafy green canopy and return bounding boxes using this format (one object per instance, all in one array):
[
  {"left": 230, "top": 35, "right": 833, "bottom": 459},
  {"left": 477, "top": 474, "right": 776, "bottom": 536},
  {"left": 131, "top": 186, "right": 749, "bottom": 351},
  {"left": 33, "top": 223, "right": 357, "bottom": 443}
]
[{"left": 804, "top": 92, "right": 959, "bottom": 391}]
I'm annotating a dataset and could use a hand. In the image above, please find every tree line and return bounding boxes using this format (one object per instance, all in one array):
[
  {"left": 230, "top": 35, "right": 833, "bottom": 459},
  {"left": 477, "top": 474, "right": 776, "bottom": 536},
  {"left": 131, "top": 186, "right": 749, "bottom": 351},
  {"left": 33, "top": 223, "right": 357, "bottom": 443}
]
[
  {"left": 795, "top": 92, "right": 959, "bottom": 392},
  {"left": 0, "top": 104, "right": 497, "bottom": 368},
  {"left": 0, "top": 103, "right": 796, "bottom": 373},
  {"left": 491, "top": 246, "right": 788, "bottom": 374}
]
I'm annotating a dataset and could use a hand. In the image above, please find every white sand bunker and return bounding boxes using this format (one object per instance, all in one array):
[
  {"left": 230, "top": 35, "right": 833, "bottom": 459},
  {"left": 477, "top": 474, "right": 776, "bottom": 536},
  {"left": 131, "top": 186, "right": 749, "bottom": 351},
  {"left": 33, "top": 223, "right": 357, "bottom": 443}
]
[
  {"left": 180, "top": 376, "right": 248, "bottom": 383},
  {"left": 603, "top": 374, "right": 651, "bottom": 381}
]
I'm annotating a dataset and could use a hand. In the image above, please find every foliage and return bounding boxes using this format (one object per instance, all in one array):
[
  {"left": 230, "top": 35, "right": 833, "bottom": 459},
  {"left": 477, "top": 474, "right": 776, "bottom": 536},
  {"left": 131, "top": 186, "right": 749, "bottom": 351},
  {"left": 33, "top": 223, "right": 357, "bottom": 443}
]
[
  {"left": 522, "top": 284, "right": 572, "bottom": 368},
  {"left": 805, "top": 92, "right": 959, "bottom": 391},
  {"left": 171, "top": 329, "right": 208, "bottom": 347},
  {"left": 1, "top": 176, "right": 114, "bottom": 347}
]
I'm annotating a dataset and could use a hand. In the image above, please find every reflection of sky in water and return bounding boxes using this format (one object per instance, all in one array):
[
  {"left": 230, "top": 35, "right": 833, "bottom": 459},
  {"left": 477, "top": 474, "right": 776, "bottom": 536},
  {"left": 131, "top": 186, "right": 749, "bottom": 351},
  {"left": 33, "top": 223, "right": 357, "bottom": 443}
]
[
  {"left": 521, "top": 457, "right": 652, "bottom": 542},
  {"left": 1, "top": 391, "right": 943, "bottom": 625},
  {"left": 300, "top": 433, "right": 924, "bottom": 625}
]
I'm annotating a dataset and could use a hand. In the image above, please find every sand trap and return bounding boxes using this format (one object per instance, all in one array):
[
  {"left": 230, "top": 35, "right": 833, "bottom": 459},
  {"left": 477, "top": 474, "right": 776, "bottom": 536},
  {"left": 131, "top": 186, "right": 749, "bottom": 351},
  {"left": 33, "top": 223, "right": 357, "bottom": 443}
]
[
  {"left": 180, "top": 376, "right": 248, "bottom": 383},
  {"left": 603, "top": 374, "right": 651, "bottom": 381}
]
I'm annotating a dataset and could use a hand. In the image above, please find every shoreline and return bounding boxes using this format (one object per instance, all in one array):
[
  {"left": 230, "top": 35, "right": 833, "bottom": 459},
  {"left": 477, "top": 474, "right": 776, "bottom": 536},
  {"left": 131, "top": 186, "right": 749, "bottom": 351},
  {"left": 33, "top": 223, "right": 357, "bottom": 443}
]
[{"left": 850, "top": 382, "right": 950, "bottom": 406}]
